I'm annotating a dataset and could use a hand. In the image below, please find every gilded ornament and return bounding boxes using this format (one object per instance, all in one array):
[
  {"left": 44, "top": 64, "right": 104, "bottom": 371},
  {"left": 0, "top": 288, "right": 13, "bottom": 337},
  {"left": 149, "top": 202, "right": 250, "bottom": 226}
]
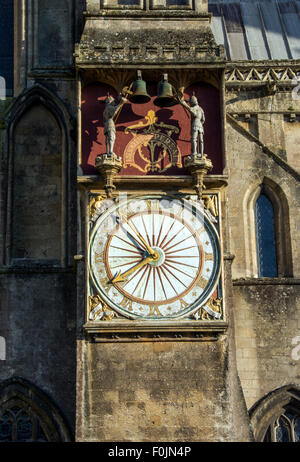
[
  {"left": 193, "top": 298, "right": 222, "bottom": 321},
  {"left": 89, "top": 295, "right": 117, "bottom": 321},
  {"left": 89, "top": 195, "right": 107, "bottom": 220},
  {"left": 123, "top": 110, "right": 182, "bottom": 173},
  {"left": 203, "top": 195, "right": 218, "bottom": 217}
]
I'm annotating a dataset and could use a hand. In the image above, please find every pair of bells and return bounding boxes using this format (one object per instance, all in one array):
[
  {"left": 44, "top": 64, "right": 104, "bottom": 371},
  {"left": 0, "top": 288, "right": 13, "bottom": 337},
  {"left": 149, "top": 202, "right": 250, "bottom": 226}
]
[{"left": 128, "top": 71, "right": 178, "bottom": 108}]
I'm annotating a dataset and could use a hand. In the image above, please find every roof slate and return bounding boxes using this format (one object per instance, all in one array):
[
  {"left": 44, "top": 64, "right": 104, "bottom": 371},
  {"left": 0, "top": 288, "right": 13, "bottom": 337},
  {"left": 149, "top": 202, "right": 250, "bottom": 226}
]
[{"left": 208, "top": 0, "right": 300, "bottom": 60}]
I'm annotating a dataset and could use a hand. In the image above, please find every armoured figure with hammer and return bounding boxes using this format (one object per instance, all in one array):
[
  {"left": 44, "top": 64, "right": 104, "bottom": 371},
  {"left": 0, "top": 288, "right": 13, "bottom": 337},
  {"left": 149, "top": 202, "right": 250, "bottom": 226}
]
[
  {"left": 103, "top": 95, "right": 127, "bottom": 156},
  {"left": 180, "top": 93, "right": 205, "bottom": 157}
]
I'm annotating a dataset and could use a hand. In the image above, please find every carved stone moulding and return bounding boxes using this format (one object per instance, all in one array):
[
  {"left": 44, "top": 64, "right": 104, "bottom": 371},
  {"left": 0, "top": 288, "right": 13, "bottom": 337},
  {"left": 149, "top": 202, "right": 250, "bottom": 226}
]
[
  {"left": 225, "top": 65, "right": 300, "bottom": 91},
  {"left": 95, "top": 153, "right": 122, "bottom": 197},
  {"left": 79, "top": 68, "right": 223, "bottom": 94},
  {"left": 184, "top": 154, "right": 213, "bottom": 199},
  {"left": 76, "top": 45, "right": 225, "bottom": 66},
  {"left": 83, "top": 321, "right": 228, "bottom": 343},
  {"left": 75, "top": 16, "right": 226, "bottom": 66},
  {"left": 77, "top": 174, "right": 228, "bottom": 191}
]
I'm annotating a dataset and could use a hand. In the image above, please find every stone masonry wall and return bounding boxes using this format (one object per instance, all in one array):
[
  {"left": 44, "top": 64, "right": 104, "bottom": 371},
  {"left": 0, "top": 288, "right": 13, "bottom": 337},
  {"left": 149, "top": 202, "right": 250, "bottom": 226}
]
[
  {"left": 233, "top": 282, "right": 300, "bottom": 409},
  {"left": 76, "top": 339, "right": 236, "bottom": 442},
  {"left": 226, "top": 86, "right": 300, "bottom": 411}
]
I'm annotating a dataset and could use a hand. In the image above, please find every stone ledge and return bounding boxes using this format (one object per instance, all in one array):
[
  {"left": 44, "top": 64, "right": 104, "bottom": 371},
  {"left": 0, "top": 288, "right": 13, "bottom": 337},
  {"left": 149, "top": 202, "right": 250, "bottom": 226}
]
[
  {"left": 84, "top": 11, "right": 212, "bottom": 19},
  {"left": 77, "top": 174, "right": 228, "bottom": 189},
  {"left": 84, "top": 320, "right": 228, "bottom": 342},
  {"left": 0, "top": 266, "right": 75, "bottom": 275},
  {"left": 233, "top": 278, "right": 300, "bottom": 286}
]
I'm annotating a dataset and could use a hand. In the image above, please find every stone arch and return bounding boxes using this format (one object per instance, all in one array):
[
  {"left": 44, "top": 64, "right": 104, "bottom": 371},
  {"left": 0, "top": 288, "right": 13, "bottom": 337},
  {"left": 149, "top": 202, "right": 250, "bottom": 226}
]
[
  {"left": 0, "top": 377, "right": 73, "bottom": 442},
  {"left": 249, "top": 385, "right": 300, "bottom": 442},
  {"left": 3, "top": 84, "right": 74, "bottom": 267},
  {"left": 243, "top": 177, "right": 293, "bottom": 278}
]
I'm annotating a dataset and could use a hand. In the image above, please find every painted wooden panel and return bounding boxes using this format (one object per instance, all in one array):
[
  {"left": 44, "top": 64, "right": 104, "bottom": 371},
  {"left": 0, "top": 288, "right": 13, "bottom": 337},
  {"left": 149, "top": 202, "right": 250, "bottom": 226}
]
[{"left": 81, "top": 82, "right": 223, "bottom": 175}]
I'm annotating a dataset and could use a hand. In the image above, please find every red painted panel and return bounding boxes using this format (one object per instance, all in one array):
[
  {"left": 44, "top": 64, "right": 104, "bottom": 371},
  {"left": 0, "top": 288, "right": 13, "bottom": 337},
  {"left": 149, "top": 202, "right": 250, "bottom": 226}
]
[{"left": 81, "top": 81, "right": 223, "bottom": 175}]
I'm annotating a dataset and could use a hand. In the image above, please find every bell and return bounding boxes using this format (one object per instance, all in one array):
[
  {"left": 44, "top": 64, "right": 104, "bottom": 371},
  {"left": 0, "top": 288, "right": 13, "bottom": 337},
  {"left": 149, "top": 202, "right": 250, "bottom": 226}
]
[
  {"left": 154, "top": 74, "right": 178, "bottom": 108},
  {"left": 129, "top": 70, "right": 151, "bottom": 104}
]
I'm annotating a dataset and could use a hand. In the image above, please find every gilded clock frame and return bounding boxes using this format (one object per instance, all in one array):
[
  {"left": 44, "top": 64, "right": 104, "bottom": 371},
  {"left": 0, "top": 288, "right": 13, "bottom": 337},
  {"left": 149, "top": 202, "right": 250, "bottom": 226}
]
[
  {"left": 88, "top": 193, "right": 221, "bottom": 319},
  {"left": 81, "top": 181, "right": 228, "bottom": 341}
]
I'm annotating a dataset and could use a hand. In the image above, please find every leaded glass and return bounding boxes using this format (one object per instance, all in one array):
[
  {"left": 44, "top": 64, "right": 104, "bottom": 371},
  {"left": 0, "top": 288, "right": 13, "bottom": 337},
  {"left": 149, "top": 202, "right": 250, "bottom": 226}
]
[
  {"left": 0, "top": 412, "right": 13, "bottom": 442},
  {"left": 16, "top": 412, "right": 33, "bottom": 442},
  {"left": 263, "top": 408, "right": 300, "bottom": 442},
  {"left": 255, "top": 193, "right": 278, "bottom": 277},
  {"left": 276, "top": 417, "right": 290, "bottom": 442},
  {"left": 0, "top": 405, "right": 49, "bottom": 442}
]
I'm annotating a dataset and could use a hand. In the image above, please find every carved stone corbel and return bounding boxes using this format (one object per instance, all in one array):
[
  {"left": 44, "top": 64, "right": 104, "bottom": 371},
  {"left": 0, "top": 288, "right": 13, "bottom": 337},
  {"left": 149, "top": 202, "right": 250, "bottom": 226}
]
[
  {"left": 95, "top": 153, "right": 122, "bottom": 198},
  {"left": 184, "top": 154, "right": 213, "bottom": 199}
]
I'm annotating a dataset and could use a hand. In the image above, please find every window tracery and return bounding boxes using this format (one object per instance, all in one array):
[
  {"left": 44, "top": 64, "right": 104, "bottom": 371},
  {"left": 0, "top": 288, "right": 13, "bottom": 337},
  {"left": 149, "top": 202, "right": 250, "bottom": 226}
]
[
  {"left": 0, "top": 378, "right": 72, "bottom": 442},
  {"left": 263, "top": 408, "right": 300, "bottom": 442},
  {"left": 249, "top": 386, "right": 300, "bottom": 442},
  {"left": 0, "top": 406, "right": 48, "bottom": 442}
]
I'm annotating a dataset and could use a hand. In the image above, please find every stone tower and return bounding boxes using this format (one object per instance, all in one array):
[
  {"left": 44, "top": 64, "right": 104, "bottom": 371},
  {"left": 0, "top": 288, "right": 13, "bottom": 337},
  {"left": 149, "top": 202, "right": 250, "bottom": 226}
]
[{"left": 0, "top": 0, "right": 299, "bottom": 443}]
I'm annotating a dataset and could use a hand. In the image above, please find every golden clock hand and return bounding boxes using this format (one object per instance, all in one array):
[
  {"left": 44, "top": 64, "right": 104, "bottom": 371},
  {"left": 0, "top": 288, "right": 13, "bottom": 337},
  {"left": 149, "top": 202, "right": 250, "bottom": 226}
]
[
  {"left": 125, "top": 220, "right": 156, "bottom": 257},
  {"left": 112, "top": 255, "right": 154, "bottom": 283},
  {"left": 116, "top": 214, "right": 154, "bottom": 255}
]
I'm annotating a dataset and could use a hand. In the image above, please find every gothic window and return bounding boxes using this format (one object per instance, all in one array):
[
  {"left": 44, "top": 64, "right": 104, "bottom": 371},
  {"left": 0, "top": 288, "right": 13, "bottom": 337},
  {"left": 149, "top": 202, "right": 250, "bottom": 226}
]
[
  {"left": 5, "top": 85, "right": 75, "bottom": 268},
  {"left": 244, "top": 179, "right": 292, "bottom": 278},
  {"left": 250, "top": 386, "right": 300, "bottom": 442},
  {"left": 0, "top": 406, "right": 48, "bottom": 442},
  {"left": 263, "top": 409, "right": 300, "bottom": 442},
  {"left": 0, "top": 378, "right": 72, "bottom": 442},
  {"left": 255, "top": 192, "right": 278, "bottom": 277},
  {"left": 10, "top": 103, "right": 63, "bottom": 263}
]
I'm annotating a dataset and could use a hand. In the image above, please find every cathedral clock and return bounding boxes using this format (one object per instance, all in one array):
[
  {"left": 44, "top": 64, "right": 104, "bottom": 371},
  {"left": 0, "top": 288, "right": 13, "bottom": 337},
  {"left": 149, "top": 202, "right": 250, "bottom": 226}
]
[{"left": 88, "top": 194, "right": 221, "bottom": 320}]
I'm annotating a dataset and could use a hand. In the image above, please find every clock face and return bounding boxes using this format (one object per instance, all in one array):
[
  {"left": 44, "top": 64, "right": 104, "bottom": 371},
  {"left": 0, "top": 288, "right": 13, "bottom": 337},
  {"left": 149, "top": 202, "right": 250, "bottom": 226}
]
[{"left": 89, "top": 195, "right": 221, "bottom": 319}]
